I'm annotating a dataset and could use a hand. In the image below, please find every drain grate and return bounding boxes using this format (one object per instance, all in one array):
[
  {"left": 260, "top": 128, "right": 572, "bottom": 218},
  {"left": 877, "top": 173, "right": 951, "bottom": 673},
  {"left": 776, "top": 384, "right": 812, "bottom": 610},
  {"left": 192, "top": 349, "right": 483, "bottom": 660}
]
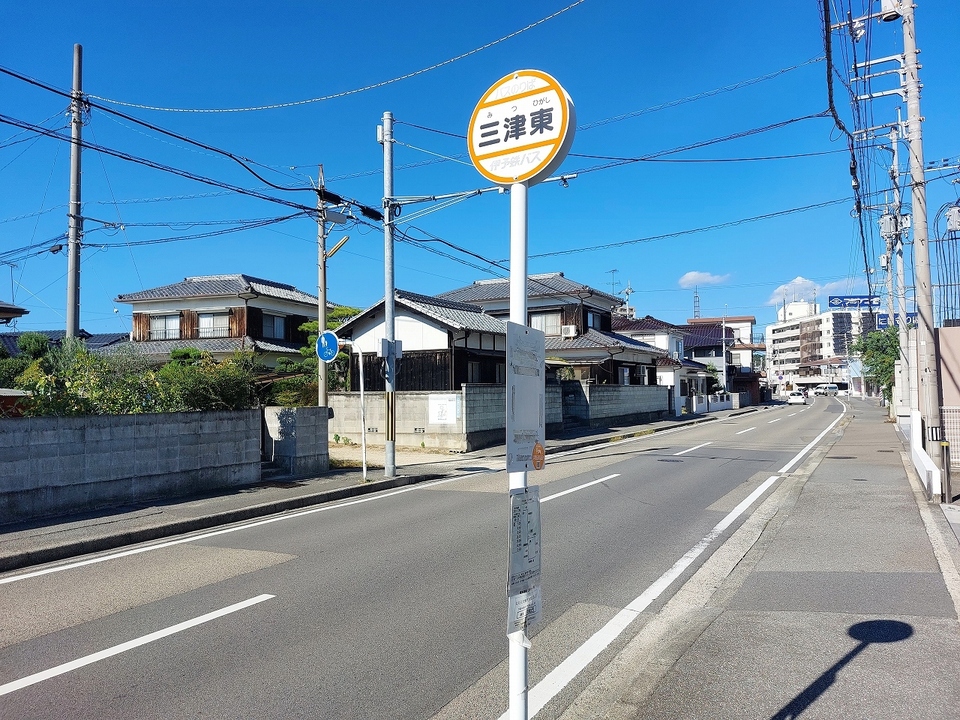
[
  {"left": 658, "top": 458, "right": 683, "bottom": 463},
  {"left": 853, "top": 478, "right": 868, "bottom": 482},
  {"left": 826, "top": 456, "right": 857, "bottom": 460}
]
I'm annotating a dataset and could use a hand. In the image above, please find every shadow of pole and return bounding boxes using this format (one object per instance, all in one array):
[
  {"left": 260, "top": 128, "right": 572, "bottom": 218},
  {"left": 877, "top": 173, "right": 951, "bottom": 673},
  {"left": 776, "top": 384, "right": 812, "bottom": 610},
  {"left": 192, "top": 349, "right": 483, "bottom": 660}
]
[{"left": 769, "top": 620, "right": 913, "bottom": 720}]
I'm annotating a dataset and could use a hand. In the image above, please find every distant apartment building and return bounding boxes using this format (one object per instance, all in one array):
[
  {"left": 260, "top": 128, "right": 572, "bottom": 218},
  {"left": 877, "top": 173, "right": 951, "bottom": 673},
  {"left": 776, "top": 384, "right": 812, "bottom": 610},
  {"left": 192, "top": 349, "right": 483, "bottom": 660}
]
[{"left": 766, "top": 301, "right": 876, "bottom": 394}]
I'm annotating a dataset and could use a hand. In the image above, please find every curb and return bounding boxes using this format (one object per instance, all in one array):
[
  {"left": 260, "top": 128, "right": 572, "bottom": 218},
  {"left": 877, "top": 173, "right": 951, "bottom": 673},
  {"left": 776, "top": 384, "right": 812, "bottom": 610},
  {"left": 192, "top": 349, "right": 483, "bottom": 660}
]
[{"left": 0, "top": 472, "right": 443, "bottom": 574}]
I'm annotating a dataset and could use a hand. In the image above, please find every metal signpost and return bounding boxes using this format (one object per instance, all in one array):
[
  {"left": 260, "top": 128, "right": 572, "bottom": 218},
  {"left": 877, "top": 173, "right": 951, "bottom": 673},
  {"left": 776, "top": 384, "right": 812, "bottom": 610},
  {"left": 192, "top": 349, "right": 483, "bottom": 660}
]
[
  {"left": 319, "top": 334, "right": 366, "bottom": 481},
  {"left": 468, "top": 69, "right": 574, "bottom": 720}
]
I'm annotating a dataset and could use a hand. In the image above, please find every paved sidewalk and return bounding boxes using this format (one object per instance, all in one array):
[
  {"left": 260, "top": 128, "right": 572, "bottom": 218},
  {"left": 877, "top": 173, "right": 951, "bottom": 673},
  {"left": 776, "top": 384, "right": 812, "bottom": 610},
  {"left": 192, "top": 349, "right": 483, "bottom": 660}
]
[
  {"left": 0, "top": 406, "right": 759, "bottom": 574},
  {"left": 563, "top": 401, "right": 960, "bottom": 720}
]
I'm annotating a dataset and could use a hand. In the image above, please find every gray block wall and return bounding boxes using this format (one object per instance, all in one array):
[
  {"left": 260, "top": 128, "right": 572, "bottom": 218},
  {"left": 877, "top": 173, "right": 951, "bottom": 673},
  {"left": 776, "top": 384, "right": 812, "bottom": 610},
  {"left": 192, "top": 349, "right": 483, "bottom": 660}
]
[
  {"left": 0, "top": 410, "right": 261, "bottom": 525},
  {"left": 263, "top": 406, "right": 329, "bottom": 477}
]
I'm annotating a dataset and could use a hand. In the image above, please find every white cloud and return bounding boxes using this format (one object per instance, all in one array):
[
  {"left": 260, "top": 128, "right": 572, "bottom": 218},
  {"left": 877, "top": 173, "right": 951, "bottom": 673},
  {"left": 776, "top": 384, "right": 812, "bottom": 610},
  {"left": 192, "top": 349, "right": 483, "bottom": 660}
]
[
  {"left": 678, "top": 271, "right": 730, "bottom": 289},
  {"left": 766, "top": 276, "right": 819, "bottom": 306}
]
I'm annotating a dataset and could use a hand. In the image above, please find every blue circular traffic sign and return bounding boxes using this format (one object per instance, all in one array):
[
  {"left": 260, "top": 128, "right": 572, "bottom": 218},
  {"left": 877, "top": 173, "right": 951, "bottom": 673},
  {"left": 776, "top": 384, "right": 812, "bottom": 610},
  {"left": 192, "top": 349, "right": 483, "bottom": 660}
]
[{"left": 316, "top": 330, "right": 340, "bottom": 363}]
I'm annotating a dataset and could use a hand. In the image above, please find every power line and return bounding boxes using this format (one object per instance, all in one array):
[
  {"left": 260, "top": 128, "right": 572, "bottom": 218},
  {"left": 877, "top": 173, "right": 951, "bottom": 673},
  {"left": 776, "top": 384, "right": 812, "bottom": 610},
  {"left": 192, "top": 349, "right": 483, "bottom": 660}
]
[{"left": 82, "top": 1, "right": 588, "bottom": 113}]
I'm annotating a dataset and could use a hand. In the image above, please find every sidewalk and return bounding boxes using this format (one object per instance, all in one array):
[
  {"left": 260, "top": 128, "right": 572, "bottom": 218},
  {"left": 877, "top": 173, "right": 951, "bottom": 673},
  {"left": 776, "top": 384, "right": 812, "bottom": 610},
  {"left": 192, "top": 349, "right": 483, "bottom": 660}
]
[
  {"left": 564, "top": 400, "right": 960, "bottom": 720},
  {"left": 0, "top": 406, "right": 758, "bottom": 574}
]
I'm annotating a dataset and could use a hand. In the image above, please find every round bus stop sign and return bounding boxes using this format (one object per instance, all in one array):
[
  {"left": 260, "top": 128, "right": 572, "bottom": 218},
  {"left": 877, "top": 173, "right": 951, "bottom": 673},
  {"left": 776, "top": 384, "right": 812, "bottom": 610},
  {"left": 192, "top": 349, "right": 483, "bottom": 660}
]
[
  {"left": 467, "top": 69, "right": 575, "bottom": 187},
  {"left": 316, "top": 330, "right": 340, "bottom": 363},
  {"left": 531, "top": 441, "right": 546, "bottom": 471}
]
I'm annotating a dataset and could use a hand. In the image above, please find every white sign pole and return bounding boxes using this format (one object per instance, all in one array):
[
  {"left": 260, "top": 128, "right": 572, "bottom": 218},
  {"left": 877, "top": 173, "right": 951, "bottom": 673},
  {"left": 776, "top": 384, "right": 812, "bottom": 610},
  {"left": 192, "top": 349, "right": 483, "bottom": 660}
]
[
  {"left": 466, "top": 69, "right": 573, "bottom": 720},
  {"left": 508, "top": 180, "right": 529, "bottom": 720}
]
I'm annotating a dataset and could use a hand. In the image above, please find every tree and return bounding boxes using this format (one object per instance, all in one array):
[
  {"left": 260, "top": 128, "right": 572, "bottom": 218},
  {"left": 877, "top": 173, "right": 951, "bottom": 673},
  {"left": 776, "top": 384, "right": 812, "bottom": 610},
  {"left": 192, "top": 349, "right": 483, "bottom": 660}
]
[
  {"left": 850, "top": 327, "right": 899, "bottom": 402},
  {"left": 17, "top": 332, "right": 49, "bottom": 360},
  {"left": 266, "top": 308, "right": 359, "bottom": 406}
]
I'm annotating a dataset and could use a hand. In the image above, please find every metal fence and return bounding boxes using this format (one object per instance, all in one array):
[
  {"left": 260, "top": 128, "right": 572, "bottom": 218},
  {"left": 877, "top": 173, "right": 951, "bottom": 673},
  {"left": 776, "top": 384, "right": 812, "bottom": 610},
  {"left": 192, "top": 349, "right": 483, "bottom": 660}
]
[{"left": 940, "top": 406, "right": 960, "bottom": 468}]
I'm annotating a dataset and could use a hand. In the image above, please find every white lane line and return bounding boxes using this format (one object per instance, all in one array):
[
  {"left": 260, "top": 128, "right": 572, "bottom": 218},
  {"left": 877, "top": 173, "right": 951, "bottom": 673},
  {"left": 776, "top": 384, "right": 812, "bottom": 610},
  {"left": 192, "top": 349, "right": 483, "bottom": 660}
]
[
  {"left": 499, "top": 475, "right": 782, "bottom": 720},
  {"left": 778, "top": 409, "right": 846, "bottom": 473},
  {"left": 0, "top": 594, "right": 274, "bottom": 696},
  {"left": 673, "top": 442, "right": 712, "bottom": 456},
  {"left": 788, "top": 413, "right": 797, "bottom": 417},
  {"left": 735, "top": 427, "right": 756, "bottom": 435},
  {"left": 0, "top": 475, "right": 472, "bottom": 585},
  {"left": 768, "top": 418, "right": 781, "bottom": 424},
  {"left": 541, "top": 475, "right": 619, "bottom": 503}
]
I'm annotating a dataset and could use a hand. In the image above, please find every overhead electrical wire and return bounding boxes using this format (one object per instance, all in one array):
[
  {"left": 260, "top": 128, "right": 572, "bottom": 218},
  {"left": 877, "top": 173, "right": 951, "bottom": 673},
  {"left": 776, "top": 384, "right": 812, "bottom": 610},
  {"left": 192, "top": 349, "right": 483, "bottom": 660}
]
[{"left": 81, "top": 1, "right": 588, "bottom": 113}]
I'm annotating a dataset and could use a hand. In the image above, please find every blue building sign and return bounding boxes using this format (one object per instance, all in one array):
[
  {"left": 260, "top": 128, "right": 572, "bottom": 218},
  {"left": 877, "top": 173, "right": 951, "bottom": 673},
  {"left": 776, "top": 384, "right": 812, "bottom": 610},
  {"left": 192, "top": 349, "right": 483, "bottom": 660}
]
[
  {"left": 877, "top": 312, "right": 918, "bottom": 329},
  {"left": 828, "top": 295, "right": 881, "bottom": 309}
]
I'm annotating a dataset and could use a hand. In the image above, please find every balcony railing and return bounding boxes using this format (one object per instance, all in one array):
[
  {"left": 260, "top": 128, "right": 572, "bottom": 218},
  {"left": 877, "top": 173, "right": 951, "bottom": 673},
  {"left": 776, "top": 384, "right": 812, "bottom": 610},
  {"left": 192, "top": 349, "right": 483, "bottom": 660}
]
[
  {"left": 198, "top": 326, "right": 230, "bottom": 338},
  {"left": 149, "top": 329, "right": 180, "bottom": 340}
]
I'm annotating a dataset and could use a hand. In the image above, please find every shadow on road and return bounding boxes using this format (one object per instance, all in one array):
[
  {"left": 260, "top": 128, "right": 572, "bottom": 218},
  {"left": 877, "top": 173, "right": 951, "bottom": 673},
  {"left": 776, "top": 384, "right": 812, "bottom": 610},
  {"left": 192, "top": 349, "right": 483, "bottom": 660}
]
[{"left": 769, "top": 620, "right": 913, "bottom": 719}]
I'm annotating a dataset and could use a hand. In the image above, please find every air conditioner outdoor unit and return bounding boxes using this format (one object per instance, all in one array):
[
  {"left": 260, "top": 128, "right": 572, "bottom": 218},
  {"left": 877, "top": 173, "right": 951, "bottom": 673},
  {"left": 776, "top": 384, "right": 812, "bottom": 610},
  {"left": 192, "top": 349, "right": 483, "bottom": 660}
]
[
  {"left": 672, "top": 351, "right": 680, "bottom": 360},
  {"left": 561, "top": 325, "right": 577, "bottom": 338}
]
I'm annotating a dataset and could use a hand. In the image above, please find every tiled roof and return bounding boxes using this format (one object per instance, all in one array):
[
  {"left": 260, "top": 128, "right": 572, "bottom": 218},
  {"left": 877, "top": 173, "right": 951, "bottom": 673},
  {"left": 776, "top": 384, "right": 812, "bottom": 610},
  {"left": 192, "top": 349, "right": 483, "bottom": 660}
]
[
  {"left": 396, "top": 290, "right": 506, "bottom": 334},
  {"left": 97, "top": 336, "right": 302, "bottom": 358},
  {"left": 0, "top": 300, "right": 28, "bottom": 320},
  {"left": 677, "top": 323, "right": 733, "bottom": 348},
  {"left": 116, "top": 274, "right": 318, "bottom": 306},
  {"left": 339, "top": 289, "right": 506, "bottom": 336},
  {"left": 544, "top": 328, "right": 665, "bottom": 355},
  {"left": 438, "top": 272, "right": 623, "bottom": 306},
  {"left": 656, "top": 356, "right": 682, "bottom": 368},
  {"left": 612, "top": 314, "right": 683, "bottom": 333},
  {"left": 0, "top": 329, "right": 92, "bottom": 357}
]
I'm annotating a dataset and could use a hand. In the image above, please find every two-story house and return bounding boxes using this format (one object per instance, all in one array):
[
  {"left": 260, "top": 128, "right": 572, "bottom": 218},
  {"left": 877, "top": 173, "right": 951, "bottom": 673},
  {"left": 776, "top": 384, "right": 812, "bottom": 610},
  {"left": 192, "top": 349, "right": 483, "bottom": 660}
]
[
  {"left": 115, "top": 274, "right": 320, "bottom": 366},
  {"left": 438, "top": 272, "right": 665, "bottom": 385},
  {"left": 611, "top": 314, "right": 711, "bottom": 415},
  {"left": 334, "top": 289, "right": 507, "bottom": 391}
]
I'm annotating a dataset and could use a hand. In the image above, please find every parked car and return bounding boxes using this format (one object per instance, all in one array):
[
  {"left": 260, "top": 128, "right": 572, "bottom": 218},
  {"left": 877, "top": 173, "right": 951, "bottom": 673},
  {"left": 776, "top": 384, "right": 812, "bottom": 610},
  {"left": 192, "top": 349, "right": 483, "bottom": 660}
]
[{"left": 786, "top": 391, "right": 807, "bottom": 405}]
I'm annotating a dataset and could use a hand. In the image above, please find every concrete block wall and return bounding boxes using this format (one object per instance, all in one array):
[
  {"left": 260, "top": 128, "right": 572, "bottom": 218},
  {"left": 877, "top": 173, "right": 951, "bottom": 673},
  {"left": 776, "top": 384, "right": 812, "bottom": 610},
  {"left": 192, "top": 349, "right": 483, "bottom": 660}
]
[
  {"left": 0, "top": 410, "right": 261, "bottom": 525},
  {"left": 263, "top": 406, "right": 329, "bottom": 477},
  {"left": 329, "top": 391, "right": 468, "bottom": 452},
  {"left": 585, "top": 385, "right": 668, "bottom": 423}
]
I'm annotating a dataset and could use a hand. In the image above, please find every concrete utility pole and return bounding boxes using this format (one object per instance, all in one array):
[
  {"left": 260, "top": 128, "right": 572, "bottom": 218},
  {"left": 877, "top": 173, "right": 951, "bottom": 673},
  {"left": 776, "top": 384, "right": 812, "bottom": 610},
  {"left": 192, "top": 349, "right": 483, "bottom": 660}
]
[
  {"left": 317, "top": 166, "right": 328, "bottom": 409},
  {"left": 380, "top": 111, "right": 396, "bottom": 478},
  {"left": 901, "top": 0, "right": 940, "bottom": 440},
  {"left": 888, "top": 124, "right": 912, "bottom": 418},
  {"left": 65, "top": 43, "right": 84, "bottom": 338}
]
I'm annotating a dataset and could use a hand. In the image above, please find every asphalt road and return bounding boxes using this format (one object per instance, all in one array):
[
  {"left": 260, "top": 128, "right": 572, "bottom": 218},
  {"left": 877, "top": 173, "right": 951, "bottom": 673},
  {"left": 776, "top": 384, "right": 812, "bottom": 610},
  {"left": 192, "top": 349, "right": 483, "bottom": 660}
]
[{"left": 0, "top": 399, "right": 843, "bottom": 719}]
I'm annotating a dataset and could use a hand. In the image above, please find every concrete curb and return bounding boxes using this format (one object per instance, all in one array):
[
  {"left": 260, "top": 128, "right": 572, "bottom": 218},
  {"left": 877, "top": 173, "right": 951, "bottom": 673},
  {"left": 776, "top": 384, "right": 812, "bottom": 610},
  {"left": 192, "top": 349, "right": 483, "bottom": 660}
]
[{"left": 0, "top": 472, "right": 443, "bottom": 574}]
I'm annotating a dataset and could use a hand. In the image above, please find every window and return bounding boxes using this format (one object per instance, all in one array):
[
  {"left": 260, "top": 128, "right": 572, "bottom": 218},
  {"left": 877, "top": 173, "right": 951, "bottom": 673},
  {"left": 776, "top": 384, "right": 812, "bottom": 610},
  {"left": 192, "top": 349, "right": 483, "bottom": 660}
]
[
  {"left": 587, "top": 311, "right": 603, "bottom": 330},
  {"left": 530, "top": 312, "right": 561, "bottom": 336},
  {"left": 149, "top": 314, "right": 180, "bottom": 340},
  {"left": 496, "top": 363, "right": 506, "bottom": 384},
  {"left": 262, "top": 313, "right": 285, "bottom": 339},
  {"left": 467, "top": 361, "right": 481, "bottom": 383},
  {"left": 198, "top": 312, "right": 230, "bottom": 338}
]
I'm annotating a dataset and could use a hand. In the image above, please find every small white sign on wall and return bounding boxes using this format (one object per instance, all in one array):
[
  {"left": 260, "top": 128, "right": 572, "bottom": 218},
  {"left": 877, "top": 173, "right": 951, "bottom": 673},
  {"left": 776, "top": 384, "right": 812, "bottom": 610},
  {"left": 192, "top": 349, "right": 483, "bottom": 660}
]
[{"left": 428, "top": 394, "right": 460, "bottom": 425}]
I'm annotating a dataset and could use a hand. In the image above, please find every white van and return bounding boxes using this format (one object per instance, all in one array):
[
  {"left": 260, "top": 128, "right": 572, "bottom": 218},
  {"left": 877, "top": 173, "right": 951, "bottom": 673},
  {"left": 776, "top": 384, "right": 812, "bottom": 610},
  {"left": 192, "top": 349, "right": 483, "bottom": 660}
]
[{"left": 814, "top": 383, "right": 838, "bottom": 396}]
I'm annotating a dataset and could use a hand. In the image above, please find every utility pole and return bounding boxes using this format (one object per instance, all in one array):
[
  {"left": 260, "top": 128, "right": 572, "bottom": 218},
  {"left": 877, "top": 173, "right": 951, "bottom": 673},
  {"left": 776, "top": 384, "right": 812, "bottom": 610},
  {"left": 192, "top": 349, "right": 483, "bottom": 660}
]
[
  {"left": 65, "top": 43, "right": 84, "bottom": 338},
  {"left": 901, "top": 0, "right": 940, "bottom": 441},
  {"left": 317, "top": 165, "right": 328, "bottom": 409},
  {"left": 889, "top": 123, "right": 912, "bottom": 418},
  {"left": 380, "top": 111, "right": 396, "bottom": 478}
]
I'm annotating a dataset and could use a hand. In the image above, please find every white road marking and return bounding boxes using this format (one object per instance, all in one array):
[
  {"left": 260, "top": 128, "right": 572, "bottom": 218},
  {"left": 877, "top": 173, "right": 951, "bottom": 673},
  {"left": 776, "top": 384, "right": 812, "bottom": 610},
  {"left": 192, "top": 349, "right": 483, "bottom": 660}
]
[
  {"left": 735, "top": 427, "right": 756, "bottom": 435},
  {"left": 499, "top": 475, "right": 782, "bottom": 720},
  {"left": 788, "top": 413, "right": 797, "bottom": 417},
  {"left": 541, "top": 475, "right": 619, "bottom": 503},
  {"left": 768, "top": 418, "right": 781, "bottom": 424},
  {"left": 778, "top": 409, "right": 846, "bottom": 473},
  {"left": 0, "top": 594, "right": 274, "bottom": 696},
  {"left": 673, "top": 442, "right": 712, "bottom": 456}
]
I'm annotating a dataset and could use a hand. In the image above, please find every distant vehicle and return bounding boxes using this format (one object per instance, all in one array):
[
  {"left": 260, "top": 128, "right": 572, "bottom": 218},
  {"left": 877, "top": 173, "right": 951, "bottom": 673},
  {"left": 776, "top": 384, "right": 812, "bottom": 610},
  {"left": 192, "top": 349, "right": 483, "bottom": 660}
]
[
  {"left": 787, "top": 391, "right": 807, "bottom": 405},
  {"left": 838, "top": 388, "right": 851, "bottom": 397},
  {"left": 814, "top": 383, "right": 839, "bottom": 396}
]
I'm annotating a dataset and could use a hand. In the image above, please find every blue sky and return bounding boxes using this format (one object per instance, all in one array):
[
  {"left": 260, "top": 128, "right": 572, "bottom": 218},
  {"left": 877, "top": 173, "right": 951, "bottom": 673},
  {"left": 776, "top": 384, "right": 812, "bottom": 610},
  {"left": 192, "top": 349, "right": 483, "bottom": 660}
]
[{"left": 2, "top": 0, "right": 959, "bottom": 336}]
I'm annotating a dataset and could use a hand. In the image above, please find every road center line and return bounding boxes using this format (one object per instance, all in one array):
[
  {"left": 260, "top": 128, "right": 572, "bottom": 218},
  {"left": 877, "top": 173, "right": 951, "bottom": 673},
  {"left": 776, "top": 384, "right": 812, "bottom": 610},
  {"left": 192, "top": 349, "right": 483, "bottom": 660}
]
[
  {"left": 735, "top": 426, "right": 756, "bottom": 435},
  {"left": 0, "top": 594, "right": 274, "bottom": 696},
  {"left": 673, "top": 442, "right": 712, "bottom": 456},
  {"left": 501, "top": 474, "right": 782, "bottom": 719},
  {"left": 768, "top": 418, "right": 781, "bottom": 424},
  {"left": 788, "top": 413, "right": 797, "bottom": 417},
  {"left": 541, "top": 475, "right": 619, "bottom": 503}
]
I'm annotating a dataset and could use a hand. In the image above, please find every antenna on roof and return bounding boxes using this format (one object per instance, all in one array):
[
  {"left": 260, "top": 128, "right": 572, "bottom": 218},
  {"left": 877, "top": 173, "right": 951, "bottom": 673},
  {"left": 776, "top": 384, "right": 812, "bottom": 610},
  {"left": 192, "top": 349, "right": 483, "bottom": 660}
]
[
  {"left": 607, "top": 269, "right": 620, "bottom": 297},
  {"left": 693, "top": 287, "right": 701, "bottom": 319}
]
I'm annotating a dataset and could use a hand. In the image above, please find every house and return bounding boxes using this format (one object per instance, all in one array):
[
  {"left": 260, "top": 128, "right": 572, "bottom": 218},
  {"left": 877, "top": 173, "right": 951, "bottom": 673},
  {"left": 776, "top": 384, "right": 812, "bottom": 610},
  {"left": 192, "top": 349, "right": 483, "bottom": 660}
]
[
  {"left": 682, "top": 316, "right": 763, "bottom": 403},
  {"left": 0, "top": 301, "right": 28, "bottom": 325},
  {"left": 114, "top": 274, "right": 320, "bottom": 366},
  {"left": 611, "top": 314, "right": 711, "bottom": 415},
  {"left": 334, "top": 289, "right": 507, "bottom": 391},
  {"left": 438, "top": 272, "right": 665, "bottom": 385},
  {"left": 0, "top": 329, "right": 128, "bottom": 357}
]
